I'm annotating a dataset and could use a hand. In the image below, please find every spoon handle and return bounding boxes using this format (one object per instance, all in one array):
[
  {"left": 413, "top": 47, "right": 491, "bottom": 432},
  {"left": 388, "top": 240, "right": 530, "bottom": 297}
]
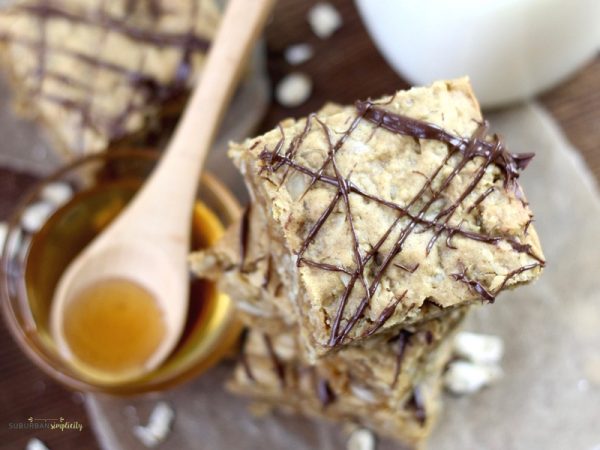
[
  {"left": 129, "top": 0, "right": 275, "bottom": 234},
  {"left": 49, "top": 0, "right": 276, "bottom": 375}
]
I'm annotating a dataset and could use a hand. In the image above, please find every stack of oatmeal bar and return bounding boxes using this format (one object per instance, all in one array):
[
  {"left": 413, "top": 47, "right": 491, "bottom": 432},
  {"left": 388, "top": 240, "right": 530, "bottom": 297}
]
[{"left": 190, "top": 78, "right": 544, "bottom": 447}]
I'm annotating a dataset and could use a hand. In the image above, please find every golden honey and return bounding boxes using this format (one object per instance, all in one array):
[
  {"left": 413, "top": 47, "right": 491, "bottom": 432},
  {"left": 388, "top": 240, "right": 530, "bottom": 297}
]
[
  {"left": 25, "top": 179, "right": 225, "bottom": 383},
  {"left": 63, "top": 278, "right": 166, "bottom": 376}
]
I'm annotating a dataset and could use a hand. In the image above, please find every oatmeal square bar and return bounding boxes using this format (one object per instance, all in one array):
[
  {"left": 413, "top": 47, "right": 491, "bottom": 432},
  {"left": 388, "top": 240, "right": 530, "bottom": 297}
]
[
  {"left": 0, "top": 0, "right": 220, "bottom": 157},
  {"left": 227, "top": 78, "right": 544, "bottom": 356},
  {"left": 190, "top": 198, "right": 467, "bottom": 356}
]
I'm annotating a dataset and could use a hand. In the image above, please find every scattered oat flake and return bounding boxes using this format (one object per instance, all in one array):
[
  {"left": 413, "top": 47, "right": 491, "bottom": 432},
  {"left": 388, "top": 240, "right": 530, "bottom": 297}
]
[
  {"left": 21, "top": 202, "right": 54, "bottom": 233},
  {"left": 453, "top": 331, "right": 504, "bottom": 364},
  {"left": 307, "top": 2, "right": 342, "bottom": 39},
  {"left": 577, "top": 378, "right": 590, "bottom": 392},
  {"left": 248, "top": 401, "right": 273, "bottom": 418},
  {"left": 41, "top": 182, "right": 73, "bottom": 207},
  {"left": 444, "top": 360, "right": 503, "bottom": 395},
  {"left": 276, "top": 73, "right": 312, "bottom": 108},
  {"left": 133, "top": 402, "right": 174, "bottom": 447},
  {"left": 347, "top": 428, "right": 376, "bottom": 450},
  {"left": 133, "top": 426, "right": 158, "bottom": 448},
  {"left": 26, "top": 438, "right": 50, "bottom": 450},
  {"left": 285, "top": 43, "right": 314, "bottom": 65}
]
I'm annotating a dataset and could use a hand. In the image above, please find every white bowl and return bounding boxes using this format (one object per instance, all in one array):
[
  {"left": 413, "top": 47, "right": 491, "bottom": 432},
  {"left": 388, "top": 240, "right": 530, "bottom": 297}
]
[{"left": 355, "top": 0, "right": 600, "bottom": 108}]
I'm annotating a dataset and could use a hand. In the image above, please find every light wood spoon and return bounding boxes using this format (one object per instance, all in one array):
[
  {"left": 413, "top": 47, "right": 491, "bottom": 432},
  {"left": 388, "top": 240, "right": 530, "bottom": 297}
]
[{"left": 50, "top": 0, "right": 275, "bottom": 384}]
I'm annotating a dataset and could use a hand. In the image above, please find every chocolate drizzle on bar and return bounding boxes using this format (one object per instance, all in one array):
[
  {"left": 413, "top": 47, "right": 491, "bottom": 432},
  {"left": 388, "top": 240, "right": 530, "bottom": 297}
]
[
  {"left": 239, "top": 204, "right": 251, "bottom": 271},
  {"left": 362, "top": 291, "right": 407, "bottom": 338},
  {"left": 316, "top": 377, "right": 336, "bottom": 408},
  {"left": 451, "top": 262, "right": 541, "bottom": 303},
  {"left": 258, "top": 97, "right": 545, "bottom": 349},
  {"left": 356, "top": 101, "right": 535, "bottom": 190},
  {"left": 0, "top": 0, "right": 213, "bottom": 152},
  {"left": 408, "top": 386, "right": 427, "bottom": 426},
  {"left": 17, "top": 3, "right": 210, "bottom": 51},
  {"left": 262, "top": 334, "right": 286, "bottom": 388},
  {"left": 239, "top": 328, "right": 255, "bottom": 382},
  {"left": 389, "top": 330, "right": 413, "bottom": 388}
]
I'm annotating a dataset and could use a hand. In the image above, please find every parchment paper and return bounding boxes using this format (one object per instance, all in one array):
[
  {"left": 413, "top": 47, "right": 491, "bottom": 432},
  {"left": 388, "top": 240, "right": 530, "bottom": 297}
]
[{"left": 82, "top": 103, "right": 600, "bottom": 450}]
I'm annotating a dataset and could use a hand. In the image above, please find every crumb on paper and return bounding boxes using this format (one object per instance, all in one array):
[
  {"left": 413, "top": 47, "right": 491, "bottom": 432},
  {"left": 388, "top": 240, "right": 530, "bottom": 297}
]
[
  {"left": 276, "top": 403, "right": 297, "bottom": 416},
  {"left": 307, "top": 2, "right": 342, "bottom": 39},
  {"left": 26, "top": 438, "right": 50, "bottom": 450},
  {"left": 444, "top": 360, "right": 503, "bottom": 395},
  {"left": 21, "top": 202, "right": 54, "bottom": 233},
  {"left": 276, "top": 73, "right": 312, "bottom": 108},
  {"left": 453, "top": 331, "right": 504, "bottom": 364},
  {"left": 285, "top": 43, "right": 314, "bottom": 65},
  {"left": 41, "top": 182, "right": 73, "bottom": 207},
  {"left": 577, "top": 378, "right": 590, "bottom": 392},
  {"left": 347, "top": 428, "right": 376, "bottom": 450},
  {"left": 132, "top": 402, "right": 174, "bottom": 448},
  {"left": 248, "top": 402, "right": 273, "bottom": 418}
]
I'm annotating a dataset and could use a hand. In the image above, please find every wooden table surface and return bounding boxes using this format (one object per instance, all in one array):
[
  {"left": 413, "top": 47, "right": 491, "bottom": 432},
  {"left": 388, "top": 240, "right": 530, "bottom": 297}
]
[{"left": 0, "top": 1, "right": 598, "bottom": 449}]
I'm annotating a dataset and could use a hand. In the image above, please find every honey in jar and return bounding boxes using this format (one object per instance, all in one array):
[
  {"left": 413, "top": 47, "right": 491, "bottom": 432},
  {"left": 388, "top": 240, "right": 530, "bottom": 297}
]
[{"left": 25, "top": 179, "right": 226, "bottom": 383}]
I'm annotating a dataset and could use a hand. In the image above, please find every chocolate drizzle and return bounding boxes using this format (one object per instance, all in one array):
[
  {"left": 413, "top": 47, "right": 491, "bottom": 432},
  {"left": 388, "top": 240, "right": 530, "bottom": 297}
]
[
  {"left": 258, "top": 97, "right": 545, "bottom": 348},
  {"left": 262, "top": 255, "right": 273, "bottom": 288},
  {"left": 356, "top": 100, "right": 535, "bottom": 190},
  {"left": 262, "top": 334, "right": 286, "bottom": 388},
  {"left": 450, "top": 270, "right": 495, "bottom": 302},
  {"left": 316, "top": 378, "right": 336, "bottom": 408},
  {"left": 239, "top": 205, "right": 251, "bottom": 270},
  {"left": 408, "top": 386, "right": 427, "bottom": 426},
  {"left": 16, "top": 3, "right": 210, "bottom": 51},
  {"left": 389, "top": 330, "right": 412, "bottom": 388},
  {"left": 0, "top": 0, "right": 213, "bottom": 153},
  {"left": 239, "top": 328, "right": 255, "bottom": 382},
  {"left": 362, "top": 291, "right": 407, "bottom": 338},
  {"left": 467, "top": 186, "right": 495, "bottom": 213},
  {"left": 451, "top": 262, "right": 542, "bottom": 303}
]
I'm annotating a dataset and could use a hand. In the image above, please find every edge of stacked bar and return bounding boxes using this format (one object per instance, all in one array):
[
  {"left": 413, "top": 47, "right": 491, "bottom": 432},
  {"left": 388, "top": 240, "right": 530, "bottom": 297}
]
[{"left": 229, "top": 312, "right": 466, "bottom": 447}]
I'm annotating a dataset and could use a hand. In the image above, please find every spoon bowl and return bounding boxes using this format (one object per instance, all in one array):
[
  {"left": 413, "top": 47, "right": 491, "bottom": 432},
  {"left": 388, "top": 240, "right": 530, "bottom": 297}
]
[{"left": 50, "top": 240, "right": 187, "bottom": 383}]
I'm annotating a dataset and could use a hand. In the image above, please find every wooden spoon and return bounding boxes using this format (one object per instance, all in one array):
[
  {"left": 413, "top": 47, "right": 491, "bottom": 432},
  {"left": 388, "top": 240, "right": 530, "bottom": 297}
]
[{"left": 49, "top": 0, "right": 275, "bottom": 384}]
